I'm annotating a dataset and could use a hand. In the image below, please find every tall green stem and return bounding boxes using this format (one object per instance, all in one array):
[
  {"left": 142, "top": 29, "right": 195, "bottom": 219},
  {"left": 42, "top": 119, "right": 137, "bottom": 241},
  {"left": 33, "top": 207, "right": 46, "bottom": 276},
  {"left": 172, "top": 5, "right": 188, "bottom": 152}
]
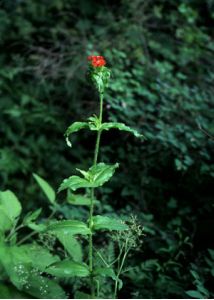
[{"left": 89, "top": 92, "right": 104, "bottom": 298}]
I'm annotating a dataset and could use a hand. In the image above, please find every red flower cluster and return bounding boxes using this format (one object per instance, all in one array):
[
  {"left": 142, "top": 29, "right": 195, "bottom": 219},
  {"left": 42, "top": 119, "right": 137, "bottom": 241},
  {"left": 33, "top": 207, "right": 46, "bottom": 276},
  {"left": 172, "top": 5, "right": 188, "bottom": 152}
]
[{"left": 88, "top": 55, "right": 106, "bottom": 67}]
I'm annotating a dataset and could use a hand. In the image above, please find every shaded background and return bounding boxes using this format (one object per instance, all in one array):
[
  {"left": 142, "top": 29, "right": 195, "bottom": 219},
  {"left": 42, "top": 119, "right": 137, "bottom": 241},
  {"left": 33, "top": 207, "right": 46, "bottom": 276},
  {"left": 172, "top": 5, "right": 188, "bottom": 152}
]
[{"left": 0, "top": 0, "right": 214, "bottom": 298}]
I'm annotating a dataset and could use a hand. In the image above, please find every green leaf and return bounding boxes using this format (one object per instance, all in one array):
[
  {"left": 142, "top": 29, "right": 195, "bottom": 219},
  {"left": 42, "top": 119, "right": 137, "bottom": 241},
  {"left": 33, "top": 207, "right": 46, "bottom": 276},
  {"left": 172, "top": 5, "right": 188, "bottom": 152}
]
[
  {"left": 58, "top": 163, "right": 119, "bottom": 192},
  {"left": 0, "top": 242, "right": 62, "bottom": 297},
  {"left": 94, "top": 267, "right": 116, "bottom": 280},
  {"left": 190, "top": 270, "right": 200, "bottom": 280},
  {"left": 10, "top": 244, "right": 60, "bottom": 272},
  {"left": 91, "top": 67, "right": 111, "bottom": 93},
  {"left": 23, "top": 208, "right": 42, "bottom": 225},
  {"left": 56, "top": 233, "right": 83, "bottom": 262},
  {"left": 47, "top": 220, "right": 91, "bottom": 235},
  {"left": 0, "top": 190, "right": 22, "bottom": 223},
  {"left": 33, "top": 173, "right": 56, "bottom": 205},
  {"left": 65, "top": 118, "right": 142, "bottom": 147},
  {"left": 0, "top": 207, "right": 12, "bottom": 232},
  {"left": 67, "top": 193, "right": 100, "bottom": 206},
  {"left": 27, "top": 222, "right": 47, "bottom": 232},
  {"left": 92, "top": 215, "right": 128, "bottom": 231},
  {"left": 87, "top": 163, "right": 119, "bottom": 186},
  {"left": 67, "top": 194, "right": 91, "bottom": 206},
  {"left": 92, "top": 73, "right": 104, "bottom": 93},
  {"left": 58, "top": 176, "right": 91, "bottom": 192},
  {"left": 100, "top": 122, "right": 143, "bottom": 138},
  {"left": 24, "top": 273, "right": 67, "bottom": 299},
  {"left": 118, "top": 278, "right": 123, "bottom": 290},
  {"left": 186, "top": 290, "right": 205, "bottom": 299},
  {"left": 65, "top": 121, "right": 89, "bottom": 137},
  {"left": 0, "top": 243, "right": 32, "bottom": 290},
  {"left": 67, "top": 193, "right": 90, "bottom": 206},
  {"left": 29, "top": 246, "right": 60, "bottom": 271},
  {"left": 46, "top": 260, "right": 89, "bottom": 277},
  {"left": 65, "top": 122, "right": 89, "bottom": 147},
  {"left": 88, "top": 115, "right": 101, "bottom": 130}
]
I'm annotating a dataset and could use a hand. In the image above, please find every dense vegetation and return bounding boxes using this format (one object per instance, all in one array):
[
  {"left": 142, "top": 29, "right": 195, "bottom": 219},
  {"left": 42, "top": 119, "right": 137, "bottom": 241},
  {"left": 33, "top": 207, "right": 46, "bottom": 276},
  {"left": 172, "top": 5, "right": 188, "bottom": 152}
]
[{"left": 0, "top": 0, "right": 214, "bottom": 298}]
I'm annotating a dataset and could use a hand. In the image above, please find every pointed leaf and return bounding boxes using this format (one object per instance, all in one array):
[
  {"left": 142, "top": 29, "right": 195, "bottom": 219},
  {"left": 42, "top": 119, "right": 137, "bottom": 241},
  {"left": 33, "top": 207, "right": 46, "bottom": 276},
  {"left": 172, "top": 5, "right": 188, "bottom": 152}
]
[
  {"left": 47, "top": 220, "right": 91, "bottom": 235},
  {"left": 88, "top": 115, "right": 101, "bottom": 130},
  {"left": 23, "top": 208, "right": 42, "bottom": 225},
  {"left": 0, "top": 190, "right": 22, "bottom": 222},
  {"left": 58, "top": 163, "right": 119, "bottom": 192},
  {"left": 58, "top": 176, "right": 92, "bottom": 192},
  {"left": 27, "top": 222, "right": 47, "bottom": 232},
  {"left": 65, "top": 121, "right": 89, "bottom": 136},
  {"left": 100, "top": 122, "right": 143, "bottom": 138},
  {"left": 65, "top": 121, "right": 89, "bottom": 147},
  {"left": 91, "top": 67, "right": 111, "bottom": 93},
  {"left": 92, "top": 215, "right": 128, "bottom": 231},
  {"left": 46, "top": 260, "right": 89, "bottom": 277},
  {"left": 33, "top": 173, "right": 56, "bottom": 205},
  {"left": 88, "top": 163, "right": 119, "bottom": 186},
  {"left": 56, "top": 233, "right": 83, "bottom": 262}
]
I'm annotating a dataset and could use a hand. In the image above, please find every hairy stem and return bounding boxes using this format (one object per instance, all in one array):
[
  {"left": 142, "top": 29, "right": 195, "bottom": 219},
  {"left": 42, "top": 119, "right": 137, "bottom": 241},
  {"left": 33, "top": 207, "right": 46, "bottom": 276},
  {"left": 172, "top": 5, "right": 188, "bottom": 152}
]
[{"left": 89, "top": 93, "right": 104, "bottom": 298}]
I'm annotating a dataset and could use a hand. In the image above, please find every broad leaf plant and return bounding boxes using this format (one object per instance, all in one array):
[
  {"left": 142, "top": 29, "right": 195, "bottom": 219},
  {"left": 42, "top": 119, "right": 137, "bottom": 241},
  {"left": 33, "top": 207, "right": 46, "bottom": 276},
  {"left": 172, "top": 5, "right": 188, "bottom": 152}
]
[{"left": 0, "top": 55, "right": 143, "bottom": 299}]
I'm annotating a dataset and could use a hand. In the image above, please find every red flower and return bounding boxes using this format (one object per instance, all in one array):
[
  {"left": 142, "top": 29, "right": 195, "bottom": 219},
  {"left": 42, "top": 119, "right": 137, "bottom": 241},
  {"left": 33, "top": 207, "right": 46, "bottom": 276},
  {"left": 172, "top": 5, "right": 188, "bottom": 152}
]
[{"left": 88, "top": 55, "right": 106, "bottom": 67}]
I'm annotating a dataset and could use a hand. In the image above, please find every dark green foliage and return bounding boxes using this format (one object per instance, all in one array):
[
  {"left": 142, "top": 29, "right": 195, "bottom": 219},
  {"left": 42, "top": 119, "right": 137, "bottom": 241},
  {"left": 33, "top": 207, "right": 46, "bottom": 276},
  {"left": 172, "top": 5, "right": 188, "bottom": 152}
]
[{"left": 0, "top": 0, "right": 213, "bottom": 298}]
